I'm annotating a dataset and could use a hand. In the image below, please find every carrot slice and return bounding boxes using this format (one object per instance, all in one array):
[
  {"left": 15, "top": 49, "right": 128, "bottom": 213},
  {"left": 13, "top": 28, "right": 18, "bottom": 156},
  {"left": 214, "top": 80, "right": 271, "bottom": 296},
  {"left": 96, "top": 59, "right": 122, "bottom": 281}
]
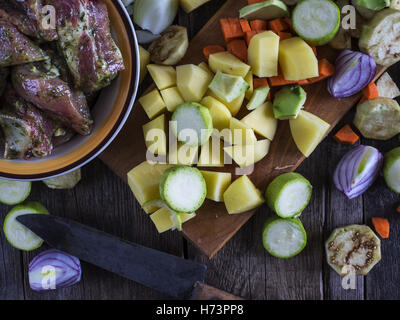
[
  {"left": 371, "top": 217, "right": 390, "bottom": 239},
  {"left": 278, "top": 32, "right": 292, "bottom": 41},
  {"left": 220, "top": 18, "right": 244, "bottom": 43},
  {"left": 300, "top": 59, "right": 335, "bottom": 85},
  {"left": 245, "top": 30, "right": 257, "bottom": 45},
  {"left": 333, "top": 125, "right": 359, "bottom": 145},
  {"left": 203, "top": 45, "right": 225, "bottom": 59},
  {"left": 253, "top": 77, "right": 269, "bottom": 89},
  {"left": 362, "top": 82, "right": 379, "bottom": 100},
  {"left": 268, "top": 19, "right": 288, "bottom": 34},
  {"left": 227, "top": 39, "right": 248, "bottom": 62},
  {"left": 268, "top": 69, "right": 297, "bottom": 87},
  {"left": 250, "top": 20, "right": 267, "bottom": 32},
  {"left": 239, "top": 19, "right": 251, "bottom": 33}
]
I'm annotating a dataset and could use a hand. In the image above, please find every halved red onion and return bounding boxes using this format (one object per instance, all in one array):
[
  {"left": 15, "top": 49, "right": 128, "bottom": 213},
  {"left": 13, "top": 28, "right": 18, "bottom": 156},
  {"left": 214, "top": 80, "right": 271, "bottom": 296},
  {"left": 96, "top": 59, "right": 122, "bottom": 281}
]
[
  {"left": 29, "top": 249, "right": 81, "bottom": 291},
  {"left": 327, "top": 50, "right": 376, "bottom": 99},
  {"left": 333, "top": 145, "right": 383, "bottom": 199}
]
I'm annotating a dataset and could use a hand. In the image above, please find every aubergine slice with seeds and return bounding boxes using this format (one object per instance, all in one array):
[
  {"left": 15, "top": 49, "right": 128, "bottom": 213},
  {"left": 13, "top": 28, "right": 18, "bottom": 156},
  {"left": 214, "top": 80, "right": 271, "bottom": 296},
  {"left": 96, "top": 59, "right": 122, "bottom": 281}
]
[
  {"left": 0, "top": 19, "right": 46, "bottom": 67},
  {"left": 325, "top": 225, "right": 381, "bottom": 276},
  {"left": 11, "top": 62, "right": 93, "bottom": 136},
  {"left": 0, "top": 85, "right": 54, "bottom": 159}
]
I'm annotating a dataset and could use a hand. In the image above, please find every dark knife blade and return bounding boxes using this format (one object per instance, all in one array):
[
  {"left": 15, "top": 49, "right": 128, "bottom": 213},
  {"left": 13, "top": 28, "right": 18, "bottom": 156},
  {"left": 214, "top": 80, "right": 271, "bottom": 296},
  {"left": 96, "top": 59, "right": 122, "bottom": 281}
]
[{"left": 16, "top": 214, "right": 207, "bottom": 299}]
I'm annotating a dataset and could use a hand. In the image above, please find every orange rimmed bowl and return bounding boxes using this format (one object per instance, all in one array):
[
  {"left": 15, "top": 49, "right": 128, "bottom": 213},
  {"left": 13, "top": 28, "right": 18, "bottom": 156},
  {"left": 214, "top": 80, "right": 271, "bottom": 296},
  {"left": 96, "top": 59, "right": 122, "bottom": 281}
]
[{"left": 0, "top": 0, "right": 139, "bottom": 181}]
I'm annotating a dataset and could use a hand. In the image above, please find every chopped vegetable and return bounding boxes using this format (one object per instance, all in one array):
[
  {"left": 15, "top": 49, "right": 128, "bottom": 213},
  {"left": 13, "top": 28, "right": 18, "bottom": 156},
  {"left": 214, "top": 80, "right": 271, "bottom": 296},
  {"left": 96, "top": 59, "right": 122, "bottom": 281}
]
[
  {"left": 327, "top": 50, "right": 376, "bottom": 99},
  {"left": 245, "top": 30, "right": 257, "bottom": 45},
  {"left": 383, "top": 147, "right": 400, "bottom": 194},
  {"left": 278, "top": 32, "right": 292, "bottom": 41},
  {"left": 362, "top": 82, "right": 379, "bottom": 100},
  {"left": 333, "top": 145, "right": 383, "bottom": 199},
  {"left": 266, "top": 172, "right": 312, "bottom": 218},
  {"left": 325, "top": 225, "right": 381, "bottom": 276},
  {"left": 43, "top": 169, "right": 81, "bottom": 189},
  {"left": 176, "top": 64, "right": 212, "bottom": 102},
  {"left": 147, "top": 64, "right": 177, "bottom": 90},
  {"left": 0, "top": 179, "right": 31, "bottom": 205},
  {"left": 357, "top": 0, "right": 390, "bottom": 11},
  {"left": 333, "top": 124, "right": 359, "bottom": 145},
  {"left": 268, "top": 18, "right": 289, "bottom": 34},
  {"left": 3, "top": 202, "right": 49, "bottom": 251},
  {"left": 29, "top": 249, "right": 81, "bottom": 291},
  {"left": 246, "top": 86, "right": 270, "bottom": 110},
  {"left": 241, "top": 102, "right": 278, "bottom": 140},
  {"left": 133, "top": 0, "right": 179, "bottom": 35},
  {"left": 376, "top": 72, "right": 400, "bottom": 99},
  {"left": 203, "top": 45, "right": 225, "bottom": 60},
  {"left": 273, "top": 85, "right": 306, "bottom": 120},
  {"left": 220, "top": 18, "right": 245, "bottom": 43},
  {"left": 139, "top": 89, "right": 167, "bottom": 120},
  {"left": 239, "top": 19, "right": 252, "bottom": 33},
  {"left": 150, "top": 208, "right": 196, "bottom": 233},
  {"left": 359, "top": 9, "right": 400, "bottom": 66},
  {"left": 227, "top": 39, "right": 248, "bottom": 62},
  {"left": 171, "top": 103, "right": 213, "bottom": 146},
  {"left": 148, "top": 26, "right": 189, "bottom": 65},
  {"left": 138, "top": 46, "right": 150, "bottom": 83},
  {"left": 250, "top": 20, "right": 267, "bottom": 32},
  {"left": 262, "top": 217, "right": 307, "bottom": 259},
  {"left": 224, "top": 139, "right": 271, "bottom": 167},
  {"left": 208, "top": 71, "right": 249, "bottom": 103},
  {"left": 354, "top": 98, "right": 400, "bottom": 140},
  {"left": 253, "top": 77, "right": 269, "bottom": 89},
  {"left": 180, "top": 0, "right": 211, "bottom": 13},
  {"left": 208, "top": 51, "right": 251, "bottom": 77},
  {"left": 248, "top": 31, "right": 280, "bottom": 77},
  {"left": 292, "top": 0, "right": 341, "bottom": 46},
  {"left": 371, "top": 217, "right": 390, "bottom": 239},
  {"left": 159, "top": 166, "right": 207, "bottom": 213},
  {"left": 200, "top": 171, "right": 232, "bottom": 202},
  {"left": 239, "top": 0, "right": 289, "bottom": 20}
]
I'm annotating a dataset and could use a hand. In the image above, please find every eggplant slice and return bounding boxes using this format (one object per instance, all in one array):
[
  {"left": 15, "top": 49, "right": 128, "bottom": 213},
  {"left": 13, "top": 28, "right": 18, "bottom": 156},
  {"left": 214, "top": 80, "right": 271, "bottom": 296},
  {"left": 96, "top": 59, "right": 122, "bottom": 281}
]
[
  {"left": 0, "top": 19, "right": 47, "bottom": 67},
  {"left": 54, "top": 0, "right": 125, "bottom": 92},
  {"left": 0, "top": 0, "right": 58, "bottom": 41},
  {"left": 0, "top": 85, "right": 54, "bottom": 159},
  {"left": 12, "top": 62, "right": 93, "bottom": 136}
]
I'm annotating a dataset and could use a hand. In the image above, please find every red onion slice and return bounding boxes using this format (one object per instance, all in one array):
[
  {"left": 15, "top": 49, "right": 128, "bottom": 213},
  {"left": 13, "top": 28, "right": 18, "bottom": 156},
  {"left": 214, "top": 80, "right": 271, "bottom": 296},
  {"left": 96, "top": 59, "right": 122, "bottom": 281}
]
[{"left": 333, "top": 145, "right": 383, "bottom": 199}]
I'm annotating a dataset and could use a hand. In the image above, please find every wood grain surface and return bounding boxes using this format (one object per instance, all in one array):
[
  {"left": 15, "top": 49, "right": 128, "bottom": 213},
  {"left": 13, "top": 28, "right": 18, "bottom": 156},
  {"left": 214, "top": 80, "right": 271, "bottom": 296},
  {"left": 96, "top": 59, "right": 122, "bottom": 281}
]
[
  {"left": 0, "top": 0, "right": 399, "bottom": 300},
  {"left": 100, "top": 0, "right": 385, "bottom": 258}
]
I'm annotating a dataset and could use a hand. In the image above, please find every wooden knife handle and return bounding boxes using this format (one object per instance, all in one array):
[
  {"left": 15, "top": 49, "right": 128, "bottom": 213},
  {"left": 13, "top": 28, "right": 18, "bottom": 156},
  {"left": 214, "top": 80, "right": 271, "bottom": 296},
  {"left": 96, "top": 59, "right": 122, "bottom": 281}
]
[{"left": 190, "top": 282, "right": 244, "bottom": 300}]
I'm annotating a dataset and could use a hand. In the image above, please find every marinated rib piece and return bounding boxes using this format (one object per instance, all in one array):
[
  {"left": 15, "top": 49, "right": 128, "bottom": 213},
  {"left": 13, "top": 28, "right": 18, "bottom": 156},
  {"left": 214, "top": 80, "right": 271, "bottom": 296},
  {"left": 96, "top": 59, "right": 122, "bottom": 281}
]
[
  {"left": 0, "top": 19, "right": 47, "bottom": 67},
  {"left": 0, "top": 85, "right": 54, "bottom": 159},
  {"left": 54, "top": 0, "right": 125, "bottom": 92},
  {"left": 12, "top": 62, "right": 93, "bottom": 135},
  {"left": 0, "top": 0, "right": 58, "bottom": 41},
  {"left": 0, "top": 67, "right": 9, "bottom": 96}
]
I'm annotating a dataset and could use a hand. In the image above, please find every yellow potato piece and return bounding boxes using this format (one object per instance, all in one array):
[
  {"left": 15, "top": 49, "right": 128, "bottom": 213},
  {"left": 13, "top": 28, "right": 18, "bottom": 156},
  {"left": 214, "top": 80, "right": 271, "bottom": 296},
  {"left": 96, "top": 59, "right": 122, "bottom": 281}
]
[
  {"left": 142, "top": 114, "right": 167, "bottom": 156},
  {"left": 168, "top": 142, "right": 198, "bottom": 166},
  {"left": 139, "top": 89, "right": 167, "bottom": 120},
  {"left": 177, "top": 64, "right": 213, "bottom": 102},
  {"left": 226, "top": 118, "right": 257, "bottom": 146},
  {"left": 197, "top": 135, "right": 225, "bottom": 167},
  {"left": 241, "top": 102, "right": 278, "bottom": 141},
  {"left": 139, "top": 46, "right": 150, "bottom": 84},
  {"left": 207, "top": 89, "right": 244, "bottom": 116},
  {"left": 200, "top": 170, "right": 232, "bottom": 202},
  {"left": 223, "top": 175, "right": 264, "bottom": 214},
  {"left": 279, "top": 37, "right": 319, "bottom": 81},
  {"left": 289, "top": 110, "right": 330, "bottom": 157},
  {"left": 224, "top": 139, "right": 271, "bottom": 168},
  {"left": 248, "top": 31, "right": 279, "bottom": 77},
  {"left": 208, "top": 51, "right": 250, "bottom": 78},
  {"left": 147, "top": 64, "right": 176, "bottom": 90},
  {"left": 150, "top": 208, "right": 196, "bottom": 233},
  {"left": 198, "top": 62, "right": 214, "bottom": 78},
  {"left": 201, "top": 96, "right": 232, "bottom": 131},
  {"left": 160, "top": 87, "right": 184, "bottom": 112},
  {"left": 180, "top": 0, "right": 211, "bottom": 13},
  {"left": 244, "top": 71, "right": 254, "bottom": 100},
  {"left": 127, "top": 162, "right": 173, "bottom": 206}
]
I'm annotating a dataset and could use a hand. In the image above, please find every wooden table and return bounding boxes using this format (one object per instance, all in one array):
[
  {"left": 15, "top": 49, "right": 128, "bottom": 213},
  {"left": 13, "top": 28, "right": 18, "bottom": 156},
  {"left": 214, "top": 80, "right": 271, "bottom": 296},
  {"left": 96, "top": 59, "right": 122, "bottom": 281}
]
[{"left": 1, "top": 0, "right": 399, "bottom": 300}]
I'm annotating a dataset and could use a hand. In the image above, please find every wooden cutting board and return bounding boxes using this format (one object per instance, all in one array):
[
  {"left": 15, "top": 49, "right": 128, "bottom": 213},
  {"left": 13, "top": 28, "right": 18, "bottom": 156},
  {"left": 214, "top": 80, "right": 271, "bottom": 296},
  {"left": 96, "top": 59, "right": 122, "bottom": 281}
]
[{"left": 100, "top": 0, "right": 385, "bottom": 258}]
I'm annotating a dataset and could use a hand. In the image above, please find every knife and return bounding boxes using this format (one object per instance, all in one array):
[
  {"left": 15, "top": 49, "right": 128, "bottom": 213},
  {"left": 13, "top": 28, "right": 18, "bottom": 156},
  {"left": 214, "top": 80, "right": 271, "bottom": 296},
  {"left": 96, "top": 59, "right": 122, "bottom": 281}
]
[{"left": 16, "top": 214, "right": 242, "bottom": 300}]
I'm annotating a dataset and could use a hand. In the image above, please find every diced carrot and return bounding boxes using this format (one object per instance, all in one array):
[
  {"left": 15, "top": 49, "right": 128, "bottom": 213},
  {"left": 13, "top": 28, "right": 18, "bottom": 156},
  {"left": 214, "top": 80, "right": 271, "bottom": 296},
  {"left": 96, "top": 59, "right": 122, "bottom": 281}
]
[
  {"left": 298, "top": 79, "right": 311, "bottom": 85},
  {"left": 311, "top": 46, "right": 317, "bottom": 57},
  {"left": 250, "top": 20, "right": 267, "bottom": 32},
  {"left": 203, "top": 45, "right": 225, "bottom": 59},
  {"left": 396, "top": 205, "right": 400, "bottom": 213},
  {"left": 371, "top": 217, "right": 390, "bottom": 239},
  {"left": 253, "top": 77, "right": 269, "bottom": 89},
  {"left": 302, "top": 59, "right": 335, "bottom": 85},
  {"left": 268, "top": 19, "right": 288, "bottom": 34},
  {"left": 362, "top": 82, "right": 379, "bottom": 100},
  {"left": 268, "top": 69, "right": 297, "bottom": 87},
  {"left": 239, "top": 19, "right": 251, "bottom": 33},
  {"left": 278, "top": 32, "right": 292, "bottom": 41},
  {"left": 245, "top": 30, "right": 257, "bottom": 45},
  {"left": 283, "top": 17, "right": 294, "bottom": 33},
  {"left": 333, "top": 125, "right": 359, "bottom": 145},
  {"left": 220, "top": 18, "right": 244, "bottom": 43},
  {"left": 227, "top": 39, "right": 248, "bottom": 62}
]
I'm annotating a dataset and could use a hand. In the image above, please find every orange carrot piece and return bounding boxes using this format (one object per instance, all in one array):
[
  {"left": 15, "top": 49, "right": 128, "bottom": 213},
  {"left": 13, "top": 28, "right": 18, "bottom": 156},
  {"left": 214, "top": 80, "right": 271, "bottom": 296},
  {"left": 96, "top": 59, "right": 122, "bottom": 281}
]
[
  {"left": 333, "top": 125, "right": 359, "bottom": 145},
  {"left": 227, "top": 39, "right": 248, "bottom": 62},
  {"left": 203, "top": 45, "right": 225, "bottom": 59},
  {"left": 283, "top": 17, "right": 294, "bottom": 33},
  {"left": 362, "top": 82, "right": 379, "bottom": 100},
  {"left": 371, "top": 217, "right": 390, "bottom": 239},
  {"left": 250, "top": 20, "right": 267, "bottom": 32},
  {"left": 302, "top": 59, "right": 335, "bottom": 85},
  {"left": 220, "top": 18, "right": 244, "bottom": 43},
  {"left": 268, "top": 69, "right": 297, "bottom": 87},
  {"left": 245, "top": 30, "right": 257, "bottom": 45},
  {"left": 268, "top": 19, "right": 288, "bottom": 34},
  {"left": 239, "top": 19, "right": 251, "bottom": 33},
  {"left": 396, "top": 205, "right": 400, "bottom": 213},
  {"left": 253, "top": 77, "right": 269, "bottom": 89},
  {"left": 278, "top": 32, "right": 292, "bottom": 41}
]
